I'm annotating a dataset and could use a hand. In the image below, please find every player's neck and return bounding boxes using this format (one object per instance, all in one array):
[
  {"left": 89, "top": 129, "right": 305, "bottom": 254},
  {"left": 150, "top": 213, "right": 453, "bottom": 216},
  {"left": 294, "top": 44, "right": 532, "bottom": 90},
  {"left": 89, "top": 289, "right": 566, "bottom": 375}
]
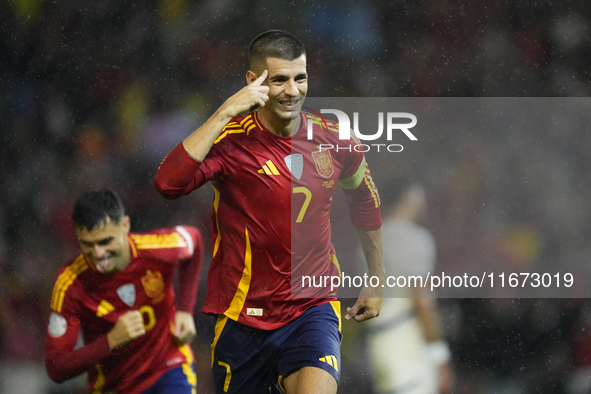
[
  {"left": 258, "top": 111, "right": 302, "bottom": 137},
  {"left": 117, "top": 241, "right": 133, "bottom": 272}
]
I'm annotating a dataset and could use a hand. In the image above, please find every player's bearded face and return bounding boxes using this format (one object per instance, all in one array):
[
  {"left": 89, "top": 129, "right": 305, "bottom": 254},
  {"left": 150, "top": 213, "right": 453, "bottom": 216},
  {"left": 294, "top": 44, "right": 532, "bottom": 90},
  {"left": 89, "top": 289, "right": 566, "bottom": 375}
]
[
  {"left": 263, "top": 55, "right": 308, "bottom": 122},
  {"left": 76, "top": 216, "right": 131, "bottom": 274}
]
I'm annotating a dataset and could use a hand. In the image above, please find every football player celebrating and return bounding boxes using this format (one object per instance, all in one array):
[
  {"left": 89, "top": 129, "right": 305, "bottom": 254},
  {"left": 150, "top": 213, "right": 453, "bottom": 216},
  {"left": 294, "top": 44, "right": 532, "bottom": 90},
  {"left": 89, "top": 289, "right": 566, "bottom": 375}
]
[
  {"left": 155, "top": 30, "right": 384, "bottom": 394},
  {"left": 45, "top": 189, "right": 203, "bottom": 394}
]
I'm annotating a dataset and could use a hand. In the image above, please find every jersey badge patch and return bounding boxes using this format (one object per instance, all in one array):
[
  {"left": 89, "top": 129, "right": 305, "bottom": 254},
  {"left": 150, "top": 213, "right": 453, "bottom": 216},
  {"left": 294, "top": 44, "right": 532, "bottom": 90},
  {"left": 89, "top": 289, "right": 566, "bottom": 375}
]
[
  {"left": 48, "top": 312, "right": 67, "bottom": 338},
  {"left": 141, "top": 270, "right": 165, "bottom": 303},
  {"left": 312, "top": 150, "right": 334, "bottom": 178},
  {"left": 285, "top": 154, "right": 303, "bottom": 180},
  {"left": 117, "top": 284, "right": 136, "bottom": 307}
]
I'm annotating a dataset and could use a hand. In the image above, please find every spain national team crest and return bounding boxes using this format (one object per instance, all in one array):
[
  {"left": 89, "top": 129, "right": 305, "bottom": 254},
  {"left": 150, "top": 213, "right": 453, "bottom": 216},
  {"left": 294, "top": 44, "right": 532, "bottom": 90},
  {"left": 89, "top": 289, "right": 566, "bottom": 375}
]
[
  {"left": 284, "top": 154, "right": 303, "bottom": 180},
  {"left": 141, "top": 270, "right": 165, "bottom": 303},
  {"left": 117, "top": 284, "right": 136, "bottom": 307},
  {"left": 311, "top": 150, "right": 334, "bottom": 178}
]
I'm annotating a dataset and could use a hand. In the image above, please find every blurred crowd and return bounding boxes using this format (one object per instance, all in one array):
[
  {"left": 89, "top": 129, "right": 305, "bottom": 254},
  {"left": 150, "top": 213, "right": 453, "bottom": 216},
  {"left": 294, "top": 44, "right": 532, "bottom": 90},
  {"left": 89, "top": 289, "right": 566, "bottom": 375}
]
[{"left": 1, "top": 0, "right": 591, "bottom": 393}]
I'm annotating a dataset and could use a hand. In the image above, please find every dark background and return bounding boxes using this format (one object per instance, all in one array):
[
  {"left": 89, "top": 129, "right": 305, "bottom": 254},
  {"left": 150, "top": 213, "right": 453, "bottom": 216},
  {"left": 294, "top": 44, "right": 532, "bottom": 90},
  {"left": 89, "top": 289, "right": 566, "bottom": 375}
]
[{"left": 1, "top": 0, "right": 591, "bottom": 393}]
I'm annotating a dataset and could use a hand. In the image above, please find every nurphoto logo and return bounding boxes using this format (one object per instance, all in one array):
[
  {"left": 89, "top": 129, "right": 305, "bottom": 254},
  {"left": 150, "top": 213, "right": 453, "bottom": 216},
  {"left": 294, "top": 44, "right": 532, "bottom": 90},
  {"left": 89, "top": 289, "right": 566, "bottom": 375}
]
[{"left": 305, "top": 108, "right": 418, "bottom": 153}]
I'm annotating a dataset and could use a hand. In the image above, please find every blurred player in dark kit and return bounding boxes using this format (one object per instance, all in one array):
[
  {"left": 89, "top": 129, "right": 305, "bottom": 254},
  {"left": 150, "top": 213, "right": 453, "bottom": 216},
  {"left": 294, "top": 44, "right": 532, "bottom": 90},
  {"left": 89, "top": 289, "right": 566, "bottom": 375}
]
[
  {"left": 155, "top": 30, "right": 384, "bottom": 394},
  {"left": 45, "top": 189, "right": 204, "bottom": 394}
]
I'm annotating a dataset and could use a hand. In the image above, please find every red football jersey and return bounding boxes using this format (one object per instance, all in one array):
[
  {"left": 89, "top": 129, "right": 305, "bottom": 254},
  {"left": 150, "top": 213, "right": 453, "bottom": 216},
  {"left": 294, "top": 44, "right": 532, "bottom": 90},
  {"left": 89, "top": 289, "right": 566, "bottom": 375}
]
[
  {"left": 45, "top": 226, "right": 203, "bottom": 394},
  {"left": 155, "top": 111, "right": 381, "bottom": 330}
]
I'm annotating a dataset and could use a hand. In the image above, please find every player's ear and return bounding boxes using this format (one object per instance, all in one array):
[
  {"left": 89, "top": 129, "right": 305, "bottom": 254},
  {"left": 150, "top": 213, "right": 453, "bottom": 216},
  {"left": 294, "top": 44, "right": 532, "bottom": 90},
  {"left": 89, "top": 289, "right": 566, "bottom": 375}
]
[
  {"left": 122, "top": 216, "right": 131, "bottom": 234},
  {"left": 246, "top": 70, "right": 258, "bottom": 85}
]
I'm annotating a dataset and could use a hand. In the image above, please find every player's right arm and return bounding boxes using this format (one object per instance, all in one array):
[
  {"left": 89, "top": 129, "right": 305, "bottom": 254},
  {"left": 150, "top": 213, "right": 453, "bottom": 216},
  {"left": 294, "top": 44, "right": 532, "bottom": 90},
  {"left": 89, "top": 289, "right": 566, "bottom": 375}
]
[
  {"left": 183, "top": 70, "right": 269, "bottom": 161},
  {"left": 45, "top": 292, "right": 145, "bottom": 383},
  {"left": 154, "top": 71, "right": 268, "bottom": 198}
]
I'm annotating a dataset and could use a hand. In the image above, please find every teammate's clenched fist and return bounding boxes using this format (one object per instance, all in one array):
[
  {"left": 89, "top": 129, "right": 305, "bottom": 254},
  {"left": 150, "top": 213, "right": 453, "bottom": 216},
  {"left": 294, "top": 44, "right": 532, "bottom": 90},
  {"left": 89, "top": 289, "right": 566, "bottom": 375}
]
[
  {"left": 107, "top": 310, "right": 146, "bottom": 349},
  {"left": 173, "top": 310, "right": 197, "bottom": 346}
]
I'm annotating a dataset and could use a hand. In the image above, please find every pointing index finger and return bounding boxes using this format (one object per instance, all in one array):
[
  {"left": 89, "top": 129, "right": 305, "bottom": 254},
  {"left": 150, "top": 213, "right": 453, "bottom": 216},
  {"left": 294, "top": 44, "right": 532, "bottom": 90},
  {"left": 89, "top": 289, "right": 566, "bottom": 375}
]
[{"left": 251, "top": 70, "right": 268, "bottom": 86}]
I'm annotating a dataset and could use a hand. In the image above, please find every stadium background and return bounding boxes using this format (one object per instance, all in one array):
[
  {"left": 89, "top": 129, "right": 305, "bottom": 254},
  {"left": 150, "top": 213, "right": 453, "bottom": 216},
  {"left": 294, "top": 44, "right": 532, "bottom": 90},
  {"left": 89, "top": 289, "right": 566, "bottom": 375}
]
[{"left": 1, "top": 0, "right": 591, "bottom": 393}]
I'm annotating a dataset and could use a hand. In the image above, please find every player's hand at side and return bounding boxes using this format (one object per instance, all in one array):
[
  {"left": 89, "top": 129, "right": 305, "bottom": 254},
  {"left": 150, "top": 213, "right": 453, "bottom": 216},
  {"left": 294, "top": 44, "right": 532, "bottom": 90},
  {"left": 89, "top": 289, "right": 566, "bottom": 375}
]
[
  {"left": 345, "top": 285, "right": 384, "bottom": 322},
  {"left": 438, "top": 362, "right": 454, "bottom": 394},
  {"left": 219, "top": 70, "right": 269, "bottom": 118},
  {"left": 107, "top": 311, "right": 146, "bottom": 349},
  {"left": 172, "top": 311, "right": 197, "bottom": 346}
]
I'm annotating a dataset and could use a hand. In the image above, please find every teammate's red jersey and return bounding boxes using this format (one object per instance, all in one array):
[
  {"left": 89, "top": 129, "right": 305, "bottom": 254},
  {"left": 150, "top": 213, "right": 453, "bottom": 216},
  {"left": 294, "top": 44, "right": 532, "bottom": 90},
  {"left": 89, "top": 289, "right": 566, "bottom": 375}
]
[
  {"left": 155, "top": 111, "right": 381, "bottom": 330},
  {"left": 45, "top": 226, "right": 203, "bottom": 394}
]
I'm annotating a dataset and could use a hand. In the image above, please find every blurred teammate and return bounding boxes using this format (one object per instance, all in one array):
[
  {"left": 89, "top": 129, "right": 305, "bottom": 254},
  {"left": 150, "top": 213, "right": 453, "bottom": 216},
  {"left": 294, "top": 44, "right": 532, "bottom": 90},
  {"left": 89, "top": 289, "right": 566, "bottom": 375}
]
[
  {"left": 45, "top": 189, "right": 204, "bottom": 394},
  {"left": 154, "top": 30, "right": 384, "bottom": 394},
  {"left": 366, "top": 179, "right": 453, "bottom": 394}
]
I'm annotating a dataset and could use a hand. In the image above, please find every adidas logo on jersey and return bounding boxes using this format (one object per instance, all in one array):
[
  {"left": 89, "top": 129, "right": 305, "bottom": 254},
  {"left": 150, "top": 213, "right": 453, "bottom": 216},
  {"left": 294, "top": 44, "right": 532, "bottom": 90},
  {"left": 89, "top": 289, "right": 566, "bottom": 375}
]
[
  {"left": 258, "top": 160, "right": 280, "bottom": 175},
  {"left": 96, "top": 300, "right": 115, "bottom": 317},
  {"left": 247, "top": 308, "right": 263, "bottom": 316}
]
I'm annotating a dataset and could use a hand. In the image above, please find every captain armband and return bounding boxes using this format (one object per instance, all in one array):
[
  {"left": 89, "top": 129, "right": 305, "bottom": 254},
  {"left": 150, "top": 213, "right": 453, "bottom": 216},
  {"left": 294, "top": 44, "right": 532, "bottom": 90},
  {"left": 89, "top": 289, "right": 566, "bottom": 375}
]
[{"left": 338, "top": 158, "right": 366, "bottom": 190}]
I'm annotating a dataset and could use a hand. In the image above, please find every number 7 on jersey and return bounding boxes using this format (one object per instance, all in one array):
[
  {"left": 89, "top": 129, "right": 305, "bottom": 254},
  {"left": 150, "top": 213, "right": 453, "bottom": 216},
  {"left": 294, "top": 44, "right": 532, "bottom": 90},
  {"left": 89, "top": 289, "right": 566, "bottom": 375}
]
[{"left": 293, "top": 187, "right": 312, "bottom": 223}]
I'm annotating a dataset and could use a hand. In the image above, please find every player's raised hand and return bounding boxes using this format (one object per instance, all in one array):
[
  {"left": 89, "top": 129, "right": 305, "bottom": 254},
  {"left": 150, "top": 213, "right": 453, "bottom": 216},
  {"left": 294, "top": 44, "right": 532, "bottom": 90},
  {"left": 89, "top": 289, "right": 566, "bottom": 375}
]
[
  {"left": 172, "top": 311, "right": 197, "bottom": 345},
  {"left": 219, "top": 70, "right": 269, "bottom": 118},
  {"left": 107, "top": 310, "right": 146, "bottom": 349},
  {"left": 345, "top": 286, "right": 384, "bottom": 322}
]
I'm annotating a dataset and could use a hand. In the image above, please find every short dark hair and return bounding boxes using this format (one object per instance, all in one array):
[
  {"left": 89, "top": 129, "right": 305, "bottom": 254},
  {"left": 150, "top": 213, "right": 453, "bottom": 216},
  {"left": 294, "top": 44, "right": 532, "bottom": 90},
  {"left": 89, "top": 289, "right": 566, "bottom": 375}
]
[
  {"left": 73, "top": 189, "right": 125, "bottom": 231},
  {"left": 248, "top": 30, "right": 306, "bottom": 71}
]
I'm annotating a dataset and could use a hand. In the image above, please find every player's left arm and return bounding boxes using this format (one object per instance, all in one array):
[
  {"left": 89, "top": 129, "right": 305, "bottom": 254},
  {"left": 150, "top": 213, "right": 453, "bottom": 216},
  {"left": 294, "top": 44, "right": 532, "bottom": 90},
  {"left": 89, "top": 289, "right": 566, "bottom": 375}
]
[
  {"left": 345, "top": 227, "right": 384, "bottom": 322},
  {"left": 337, "top": 152, "right": 385, "bottom": 322},
  {"left": 173, "top": 226, "right": 204, "bottom": 345}
]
